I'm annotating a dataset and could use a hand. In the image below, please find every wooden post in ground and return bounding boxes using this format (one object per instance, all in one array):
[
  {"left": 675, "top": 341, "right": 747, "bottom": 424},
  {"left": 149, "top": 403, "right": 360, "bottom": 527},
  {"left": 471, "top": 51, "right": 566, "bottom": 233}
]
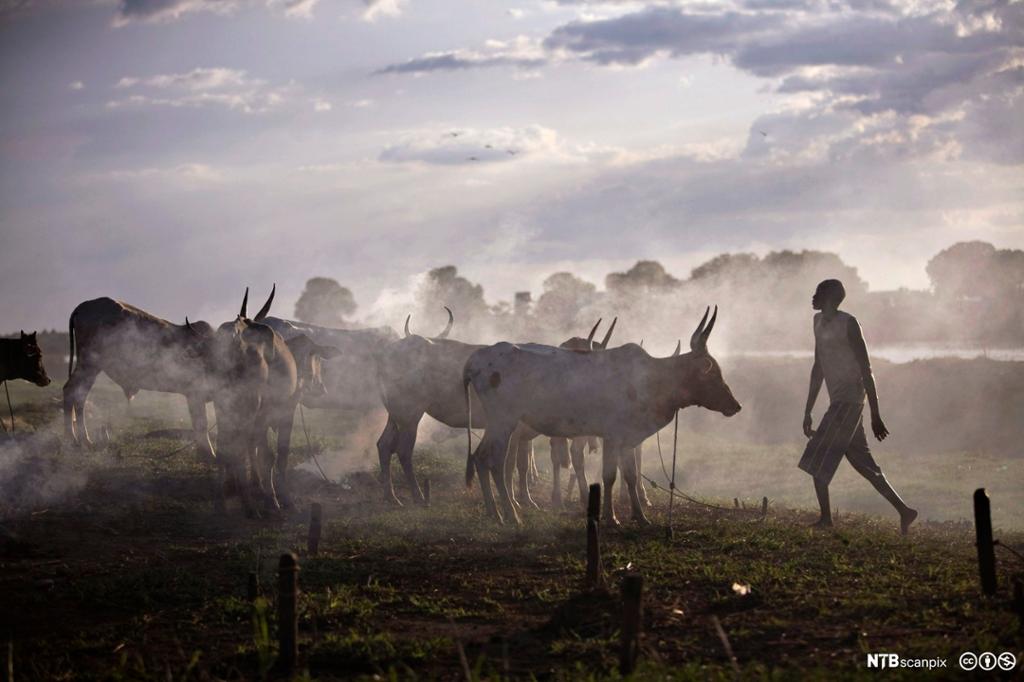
[
  {"left": 1012, "top": 576, "right": 1023, "bottom": 633},
  {"left": 247, "top": 571, "right": 258, "bottom": 602},
  {"left": 278, "top": 553, "right": 299, "bottom": 673},
  {"left": 307, "top": 503, "right": 322, "bottom": 556},
  {"left": 424, "top": 478, "right": 431, "bottom": 506},
  {"left": 586, "top": 484, "right": 603, "bottom": 590},
  {"left": 761, "top": 496, "right": 768, "bottom": 519},
  {"left": 973, "top": 488, "right": 997, "bottom": 596},
  {"left": 619, "top": 573, "right": 643, "bottom": 675},
  {"left": 733, "top": 498, "right": 739, "bottom": 509}
]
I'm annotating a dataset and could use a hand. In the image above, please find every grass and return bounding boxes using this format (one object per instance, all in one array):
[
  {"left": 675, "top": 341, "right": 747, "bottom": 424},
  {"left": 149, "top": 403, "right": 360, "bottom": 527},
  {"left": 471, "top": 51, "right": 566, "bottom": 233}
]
[{"left": 1, "top": 379, "right": 1022, "bottom": 679}]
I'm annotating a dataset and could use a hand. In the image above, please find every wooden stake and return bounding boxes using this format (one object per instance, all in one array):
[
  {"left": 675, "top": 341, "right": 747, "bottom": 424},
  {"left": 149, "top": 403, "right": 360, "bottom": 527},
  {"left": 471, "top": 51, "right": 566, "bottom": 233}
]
[
  {"left": 277, "top": 553, "right": 299, "bottom": 673},
  {"left": 619, "top": 573, "right": 643, "bottom": 675},
  {"left": 761, "top": 496, "right": 768, "bottom": 518},
  {"left": 586, "top": 484, "right": 603, "bottom": 590},
  {"left": 1013, "top": 576, "right": 1023, "bottom": 633},
  {"left": 247, "top": 571, "right": 258, "bottom": 602},
  {"left": 973, "top": 488, "right": 997, "bottom": 596},
  {"left": 733, "top": 498, "right": 739, "bottom": 509},
  {"left": 307, "top": 503, "right": 322, "bottom": 556}
]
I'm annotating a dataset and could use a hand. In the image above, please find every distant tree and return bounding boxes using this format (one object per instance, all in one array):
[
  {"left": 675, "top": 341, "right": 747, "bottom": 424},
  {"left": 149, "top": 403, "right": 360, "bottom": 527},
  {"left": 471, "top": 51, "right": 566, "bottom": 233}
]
[
  {"left": 606, "top": 260, "right": 680, "bottom": 292},
  {"left": 294, "top": 277, "right": 358, "bottom": 327},
  {"left": 927, "top": 241, "right": 1024, "bottom": 299},
  {"left": 534, "top": 272, "right": 598, "bottom": 334},
  {"left": 690, "top": 253, "right": 760, "bottom": 282},
  {"left": 416, "top": 265, "right": 489, "bottom": 326}
]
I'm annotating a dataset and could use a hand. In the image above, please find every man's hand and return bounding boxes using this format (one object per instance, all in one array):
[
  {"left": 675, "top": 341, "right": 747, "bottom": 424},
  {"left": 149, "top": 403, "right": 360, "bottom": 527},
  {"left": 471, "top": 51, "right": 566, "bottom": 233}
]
[
  {"left": 871, "top": 413, "right": 889, "bottom": 441},
  {"left": 803, "top": 413, "right": 815, "bottom": 439}
]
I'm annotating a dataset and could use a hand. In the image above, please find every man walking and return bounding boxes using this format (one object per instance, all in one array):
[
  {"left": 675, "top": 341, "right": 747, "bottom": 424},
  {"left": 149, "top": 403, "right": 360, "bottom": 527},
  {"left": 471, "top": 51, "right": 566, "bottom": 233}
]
[{"left": 799, "top": 279, "right": 917, "bottom": 534}]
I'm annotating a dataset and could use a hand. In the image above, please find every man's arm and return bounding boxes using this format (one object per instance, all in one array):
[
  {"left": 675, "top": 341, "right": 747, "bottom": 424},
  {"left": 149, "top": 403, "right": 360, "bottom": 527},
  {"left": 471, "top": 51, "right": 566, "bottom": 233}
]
[
  {"left": 803, "top": 345, "right": 823, "bottom": 438},
  {"left": 848, "top": 316, "right": 889, "bottom": 441}
]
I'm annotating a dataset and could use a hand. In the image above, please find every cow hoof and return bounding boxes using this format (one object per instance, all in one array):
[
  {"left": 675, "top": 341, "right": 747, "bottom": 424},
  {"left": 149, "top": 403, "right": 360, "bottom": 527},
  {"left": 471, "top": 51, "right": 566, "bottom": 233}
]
[
  {"left": 386, "top": 495, "right": 404, "bottom": 507},
  {"left": 602, "top": 517, "right": 621, "bottom": 529},
  {"left": 633, "top": 514, "right": 652, "bottom": 527}
]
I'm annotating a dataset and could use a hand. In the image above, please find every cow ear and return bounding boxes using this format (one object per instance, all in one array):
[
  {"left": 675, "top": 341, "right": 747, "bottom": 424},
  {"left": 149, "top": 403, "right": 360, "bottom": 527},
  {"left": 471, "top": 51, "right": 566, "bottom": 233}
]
[{"left": 20, "top": 330, "right": 26, "bottom": 339}]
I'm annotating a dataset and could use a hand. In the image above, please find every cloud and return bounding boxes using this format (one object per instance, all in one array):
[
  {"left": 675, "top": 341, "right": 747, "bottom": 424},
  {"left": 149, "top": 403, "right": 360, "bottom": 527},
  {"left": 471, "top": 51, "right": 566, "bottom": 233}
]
[
  {"left": 378, "top": 125, "right": 624, "bottom": 166},
  {"left": 378, "top": 1, "right": 1023, "bottom": 165},
  {"left": 376, "top": 36, "right": 547, "bottom": 75},
  {"left": 113, "top": 0, "right": 321, "bottom": 25},
  {"left": 107, "top": 67, "right": 295, "bottom": 113},
  {"left": 68, "top": 80, "right": 85, "bottom": 91},
  {"left": 362, "top": 0, "right": 403, "bottom": 21}
]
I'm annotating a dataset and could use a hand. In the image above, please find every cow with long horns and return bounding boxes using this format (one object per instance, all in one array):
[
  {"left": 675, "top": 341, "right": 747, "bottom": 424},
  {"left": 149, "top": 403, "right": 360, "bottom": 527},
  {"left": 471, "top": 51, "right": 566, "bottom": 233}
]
[
  {"left": 203, "top": 286, "right": 337, "bottom": 514},
  {"left": 64, "top": 298, "right": 215, "bottom": 458},
  {"left": 464, "top": 307, "right": 741, "bottom": 526}
]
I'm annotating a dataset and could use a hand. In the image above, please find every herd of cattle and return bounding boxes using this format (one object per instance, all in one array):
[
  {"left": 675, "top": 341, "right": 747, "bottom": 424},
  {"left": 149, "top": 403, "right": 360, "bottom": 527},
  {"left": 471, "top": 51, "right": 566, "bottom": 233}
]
[{"left": 1, "top": 287, "right": 741, "bottom": 526}]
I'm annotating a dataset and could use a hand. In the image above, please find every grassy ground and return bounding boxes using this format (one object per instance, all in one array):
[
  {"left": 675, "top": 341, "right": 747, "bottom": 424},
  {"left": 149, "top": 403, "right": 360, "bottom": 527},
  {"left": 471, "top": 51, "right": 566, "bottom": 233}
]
[{"left": 1, "top": 379, "right": 1023, "bottom": 680}]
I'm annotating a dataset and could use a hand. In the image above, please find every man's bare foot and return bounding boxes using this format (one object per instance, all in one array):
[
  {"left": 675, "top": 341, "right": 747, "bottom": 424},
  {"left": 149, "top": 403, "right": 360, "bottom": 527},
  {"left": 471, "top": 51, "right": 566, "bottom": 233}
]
[
  {"left": 809, "top": 517, "right": 833, "bottom": 530},
  {"left": 900, "top": 508, "right": 918, "bottom": 536}
]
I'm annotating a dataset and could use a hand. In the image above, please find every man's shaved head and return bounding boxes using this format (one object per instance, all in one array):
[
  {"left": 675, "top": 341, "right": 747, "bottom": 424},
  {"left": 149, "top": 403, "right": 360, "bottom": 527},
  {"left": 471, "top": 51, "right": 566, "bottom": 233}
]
[{"left": 812, "top": 279, "right": 846, "bottom": 310}]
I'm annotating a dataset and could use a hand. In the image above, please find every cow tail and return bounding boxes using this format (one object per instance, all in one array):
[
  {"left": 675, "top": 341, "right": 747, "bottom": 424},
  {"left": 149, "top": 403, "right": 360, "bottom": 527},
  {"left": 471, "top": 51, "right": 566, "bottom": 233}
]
[
  {"left": 67, "top": 312, "right": 76, "bottom": 380},
  {"left": 464, "top": 371, "right": 475, "bottom": 488}
]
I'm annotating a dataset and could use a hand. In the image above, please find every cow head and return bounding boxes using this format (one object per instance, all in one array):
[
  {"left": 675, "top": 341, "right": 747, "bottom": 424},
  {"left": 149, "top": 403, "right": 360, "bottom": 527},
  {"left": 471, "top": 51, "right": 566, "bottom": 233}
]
[
  {"left": 10, "top": 331, "right": 51, "bottom": 387},
  {"left": 285, "top": 334, "right": 342, "bottom": 397},
  {"left": 682, "top": 306, "right": 741, "bottom": 417}
]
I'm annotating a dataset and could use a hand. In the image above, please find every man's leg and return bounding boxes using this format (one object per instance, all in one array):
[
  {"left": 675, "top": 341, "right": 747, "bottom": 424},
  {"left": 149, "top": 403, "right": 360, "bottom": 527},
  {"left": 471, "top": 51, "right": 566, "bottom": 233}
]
[
  {"left": 812, "top": 477, "right": 832, "bottom": 528},
  {"left": 847, "top": 423, "right": 918, "bottom": 535}
]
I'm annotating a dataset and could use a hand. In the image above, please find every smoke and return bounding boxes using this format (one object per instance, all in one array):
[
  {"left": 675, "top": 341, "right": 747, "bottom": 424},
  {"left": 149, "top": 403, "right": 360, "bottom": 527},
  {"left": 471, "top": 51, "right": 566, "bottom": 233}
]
[{"left": 0, "top": 428, "right": 88, "bottom": 514}]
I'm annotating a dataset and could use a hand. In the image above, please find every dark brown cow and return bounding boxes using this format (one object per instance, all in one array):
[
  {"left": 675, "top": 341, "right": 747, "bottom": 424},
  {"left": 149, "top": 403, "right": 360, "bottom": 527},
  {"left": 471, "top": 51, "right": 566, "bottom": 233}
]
[
  {"left": 0, "top": 331, "right": 51, "bottom": 388},
  {"left": 203, "top": 287, "right": 337, "bottom": 515},
  {"left": 64, "top": 299, "right": 214, "bottom": 458}
]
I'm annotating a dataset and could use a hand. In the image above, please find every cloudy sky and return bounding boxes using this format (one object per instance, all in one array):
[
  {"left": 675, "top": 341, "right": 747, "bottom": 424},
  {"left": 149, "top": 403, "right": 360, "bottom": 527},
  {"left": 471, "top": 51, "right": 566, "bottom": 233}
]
[{"left": 1, "top": 0, "right": 1021, "bottom": 330}]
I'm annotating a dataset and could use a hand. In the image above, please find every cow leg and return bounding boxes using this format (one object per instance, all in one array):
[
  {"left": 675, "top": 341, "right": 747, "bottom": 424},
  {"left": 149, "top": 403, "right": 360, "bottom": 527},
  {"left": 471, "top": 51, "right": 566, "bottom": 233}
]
[
  {"left": 601, "top": 440, "right": 620, "bottom": 527},
  {"left": 252, "top": 414, "right": 280, "bottom": 515},
  {"left": 475, "top": 459, "right": 502, "bottom": 523},
  {"left": 274, "top": 413, "right": 296, "bottom": 510},
  {"left": 549, "top": 437, "right": 569, "bottom": 507},
  {"left": 396, "top": 424, "right": 425, "bottom": 505},
  {"left": 621, "top": 442, "right": 651, "bottom": 525},
  {"left": 186, "top": 394, "right": 215, "bottom": 464},
  {"left": 528, "top": 449, "right": 541, "bottom": 486},
  {"left": 479, "top": 425, "right": 519, "bottom": 526},
  {"left": 63, "top": 364, "right": 99, "bottom": 448},
  {"left": 503, "top": 440, "right": 521, "bottom": 512},
  {"left": 635, "top": 444, "right": 652, "bottom": 507},
  {"left": 514, "top": 437, "right": 540, "bottom": 510},
  {"left": 570, "top": 437, "right": 589, "bottom": 507},
  {"left": 376, "top": 416, "right": 402, "bottom": 505}
]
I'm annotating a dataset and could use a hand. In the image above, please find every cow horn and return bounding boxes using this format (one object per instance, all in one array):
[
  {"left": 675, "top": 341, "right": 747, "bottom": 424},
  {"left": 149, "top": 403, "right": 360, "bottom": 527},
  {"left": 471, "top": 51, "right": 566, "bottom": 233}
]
[
  {"left": 702, "top": 305, "right": 718, "bottom": 341},
  {"left": 599, "top": 316, "right": 617, "bottom": 349},
  {"left": 404, "top": 315, "right": 412, "bottom": 338},
  {"left": 586, "top": 318, "right": 602, "bottom": 347},
  {"left": 185, "top": 317, "right": 197, "bottom": 336},
  {"left": 254, "top": 283, "right": 275, "bottom": 321},
  {"left": 239, "top": 287, "right": 249, "bottom": 318},
  {"left": 639, "top": 339, "right": 644, "bottom": 348},
  {"left": 672, "top": 339, "right": 682, "bottom": 356},
  {"left": 690, "top": 306, "right": 710, "bottom": 352},
  {"left": 437, "top": 306, "right": 454, "bottom": 339}
]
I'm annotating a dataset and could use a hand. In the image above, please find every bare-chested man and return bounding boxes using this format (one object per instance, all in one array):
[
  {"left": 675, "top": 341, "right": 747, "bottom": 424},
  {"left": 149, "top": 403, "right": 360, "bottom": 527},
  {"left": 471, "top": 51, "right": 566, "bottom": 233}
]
[{"left": 799, "top": 279, "right": 918, "bottom": 535}]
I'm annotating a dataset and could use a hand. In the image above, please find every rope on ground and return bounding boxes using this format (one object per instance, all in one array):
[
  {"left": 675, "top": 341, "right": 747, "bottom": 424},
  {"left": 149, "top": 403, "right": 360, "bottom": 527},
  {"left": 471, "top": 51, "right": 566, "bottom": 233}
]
[
  {"left": 652, "top": 428, "right": 762, "bottom": 514},
  {"left": 298, "top": 404, "right": 331, "bottom": 484},
  {"left": 995, "top": 540, "right": 1024, "bottom": 564},
  {"left": 148, "top": 421, "right": 218, "bottom": 459}
]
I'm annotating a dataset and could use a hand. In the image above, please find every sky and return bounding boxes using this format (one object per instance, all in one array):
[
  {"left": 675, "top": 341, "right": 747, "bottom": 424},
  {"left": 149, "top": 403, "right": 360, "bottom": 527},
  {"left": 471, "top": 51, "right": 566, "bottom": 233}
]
[{"left": 1, "top": 0, "right": 1022, "bottom": 331}]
